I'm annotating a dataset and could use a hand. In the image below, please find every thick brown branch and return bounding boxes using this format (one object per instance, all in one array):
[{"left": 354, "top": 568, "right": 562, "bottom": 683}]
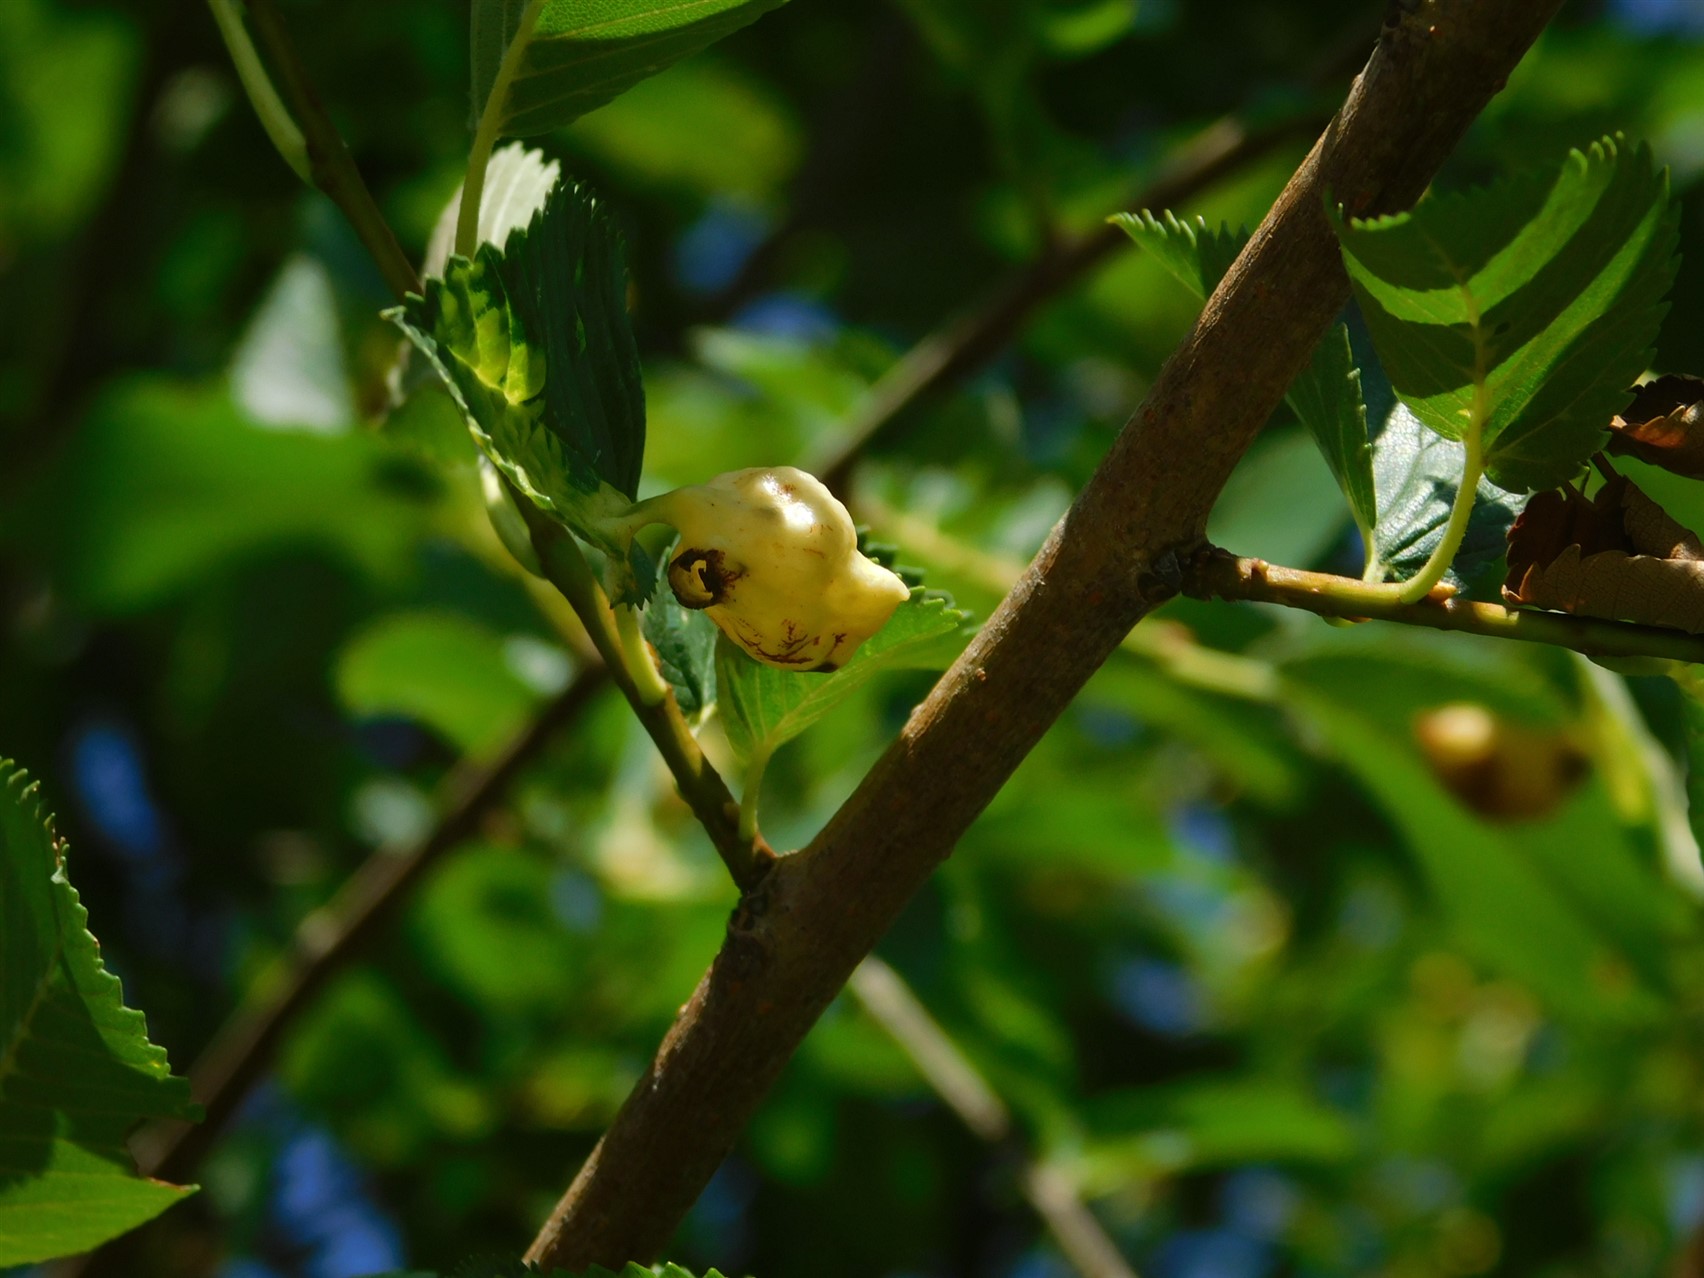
[
  {"left": 1184, "top": 549, "right": 1704, "bottom": 665},
  {"left": 851, "top": 959, "right": 1141, "bottom": 1278},
  {"left": 526, "top": 1, "right": 1565, "bottom": 1268}
]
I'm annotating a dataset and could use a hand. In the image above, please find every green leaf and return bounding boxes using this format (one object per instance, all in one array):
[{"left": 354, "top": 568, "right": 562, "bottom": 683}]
[
  {"left": 1352, "top": 318, "right": 1523, "bottom": 591},
  {"left": 471, "top": 0, "right": 529, "bottom": 130},
  {"left": 1115, "top": 210, "right": 1378, "bottom": 550},
  {"left": 424, "top": 143, "right": 562, "bottom": 281},
  {"left": 717, "top": 590, "right": 970, "bottom": 766},
  {"left": 0, "top": 761, "right": 198, "bottom": 1266},
  {"left": 1280, "top": 658, "right": 1665, "bottom": 1024},
  {"left": 473, "top": 0, "right": 790, "bottom": 140},
  {"left": 1285, "top": 323, "right": 1377, "bottom": 544},
  {"left": 1110, "top": 210, "right": 1246, "bottom": 301},
  {"left": 1333, "top": 135, "right": 1680, "bottom": 493},
  {"left": 1075, "top": 1077, "right": 1358, "bottom": 1190},
  {"left": 22, "top": 377, "right": 436, "bottom": 613},
  {"left": 1681, "top": 681, "right": 1704, "bottom": 870},
  {"left": 390, "top": 177, "right": 646, "bottom": 559},
  {"left": 336, "top": 612, "right": 550, "bottom": 758},
  {"left": 643, "top": 581, "right": 719, "bottom": 721}
]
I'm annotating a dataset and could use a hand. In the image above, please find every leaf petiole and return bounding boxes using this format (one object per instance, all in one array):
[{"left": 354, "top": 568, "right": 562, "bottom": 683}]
[
  {"left": 738, "top": 747, "right": 771, "bottom": 843},
  {"left": 206, "top": 0, "right": 310, "bottom": 183},
  {"left": 616, "top": 602, "right": 671, "bottom": 707},
  {"left": 457, "top": 0, "right": 547, "bottom": 259}
]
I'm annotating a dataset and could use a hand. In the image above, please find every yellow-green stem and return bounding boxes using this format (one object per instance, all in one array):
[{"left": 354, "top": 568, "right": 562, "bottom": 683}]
[
  {"left": 206, "top": 0, "right": 309, "bottom": 182},
  {"left": 739, "top": 749, "right": 771, "bottom": 843},
  {"left": 616, "top": 603, "right": 670, "bottom": 706},
  {"left": 456, "top": 0, "right": 545, "bottom": 259},
  {"left": 1392, "top": 418, "right": 1485, "bottom": 604}
]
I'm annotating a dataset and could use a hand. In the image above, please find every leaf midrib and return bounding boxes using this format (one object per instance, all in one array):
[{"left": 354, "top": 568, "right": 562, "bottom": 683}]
[{"left": 0, "top": 937, "right": 65, "bottom": 1097}]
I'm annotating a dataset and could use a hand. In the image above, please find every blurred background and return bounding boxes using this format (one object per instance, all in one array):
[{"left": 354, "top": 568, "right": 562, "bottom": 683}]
[{"left": 7, "top": 1, "right": 1704, "bottom": 1275}]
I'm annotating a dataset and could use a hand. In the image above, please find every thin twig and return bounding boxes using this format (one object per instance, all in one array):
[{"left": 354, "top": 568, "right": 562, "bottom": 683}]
[
  {"left": 523, "top": 503, "right": 775, "bottom": 891},
  {"left": 811, "top": 21, "right": 1376, "bottom": 495},
  {"left": 525, "top": 3, "right": 1566, "bottom": 1268},
  {"left": 850, "top": 958, "right": 1141, "bottom": 1278},
  {"left": 859, "top": 496, "right": 1279, "bottom": 703},
  {"left": 135, "top": 667, "right": 608, "bottom": 1188},
  {"left": 235, "top": 0, "right": 420, "bottom": 299},
  {"left": 1182, "top": 549, "right": 1704, "bottom": 666},
  {"left": 812, "top": 114, "right": 1300, "bottom": 495}
]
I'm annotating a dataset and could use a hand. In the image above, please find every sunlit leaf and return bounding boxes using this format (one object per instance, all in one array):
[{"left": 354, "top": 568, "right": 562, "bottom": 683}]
[
  {"left": 391, "top": 178, "right": 647, "bottom": 591},
  {"left": 1075, "top": 1077, "right": 1358, "bottom": 1191},
  {"left": 1334, "top": 135, "right": 1679, "bottom": 493}
]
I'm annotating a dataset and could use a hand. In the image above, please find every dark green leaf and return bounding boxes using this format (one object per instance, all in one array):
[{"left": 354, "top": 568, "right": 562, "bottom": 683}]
[
  {"left": 391, "top": 177, "right": 646, "bottom": 535},
  {"left": 718, "top": 591, "right": 970, "bottom": 766},
  {"left": 1334, "top": 135, "right": 1680, "bottom": 493},
  {"left": 0, "top": 761, "right": 198, "bottom": 1265},
  {"left": 643, "top": 581, "right": 719, "bottom": 721},
  {"left": 1681, "top": 681, "right": 1704, "bottom": 873},
  {"left": 475, "top": 0, "right": 790, "bottom": 139},
  {"left": 471, "top": 0, "right": 529, "bottom": 129},
  {"left": 1285, "top": 323, "right": 1377, "bottom": 544}
]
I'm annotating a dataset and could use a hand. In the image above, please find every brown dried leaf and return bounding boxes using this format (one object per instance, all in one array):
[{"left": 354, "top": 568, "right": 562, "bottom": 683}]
[
  {"left": 1503, "top": 476, "right": 1704, "bottom": 631},
  {"left": 1606, "top": 374, "right": 1704, "bottom": 477}
]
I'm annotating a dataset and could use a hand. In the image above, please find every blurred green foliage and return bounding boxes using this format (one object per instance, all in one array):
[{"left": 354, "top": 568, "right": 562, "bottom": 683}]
[{"left": 7, "top": 2, "right": 1704, "bottom": 1277}]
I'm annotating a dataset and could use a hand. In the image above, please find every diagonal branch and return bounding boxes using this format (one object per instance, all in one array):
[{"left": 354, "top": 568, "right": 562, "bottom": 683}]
[
  {"left": 850, "top": 958, "right": 1141, "bottom": 1278},
  {"left": 525, "top": 2, "right": 1566, "bottom": 1268}
]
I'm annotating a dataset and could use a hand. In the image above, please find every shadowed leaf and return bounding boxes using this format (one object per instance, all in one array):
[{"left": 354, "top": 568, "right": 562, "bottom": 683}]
[
  {"left": 473, "top": 0, "right": 790, "bottom": 139},
  {"left": 0, "top": 761, "right": 198, "bottom": 1266},
  {"left": 391, "top": 179, "right": 650, "bottom": 598}
]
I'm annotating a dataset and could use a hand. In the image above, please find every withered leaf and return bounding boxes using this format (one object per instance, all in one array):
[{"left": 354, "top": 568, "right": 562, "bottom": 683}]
[
  {"left": 1606, "top": 373, "right": 1704, "bottom": 477},
  {"left": 1503, "top": 476, "right": 1704, "bottom": 632}
]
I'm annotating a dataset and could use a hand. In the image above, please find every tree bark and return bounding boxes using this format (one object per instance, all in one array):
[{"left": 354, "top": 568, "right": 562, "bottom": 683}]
[{"left": 527, "top": 1, "right": 1565, "bottom": 1267}]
